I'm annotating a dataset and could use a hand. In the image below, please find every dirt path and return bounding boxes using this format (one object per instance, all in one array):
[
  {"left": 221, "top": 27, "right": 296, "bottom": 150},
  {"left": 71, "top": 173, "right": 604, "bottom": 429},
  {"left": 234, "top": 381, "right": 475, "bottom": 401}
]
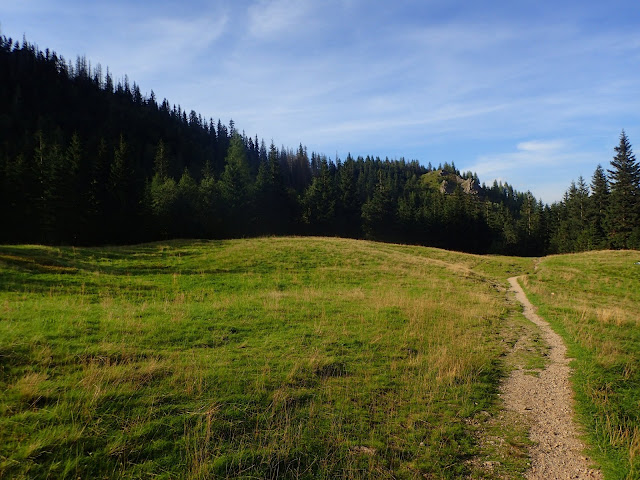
[{"left": 505, "top": 276, "right": 602, "bottom": 480}]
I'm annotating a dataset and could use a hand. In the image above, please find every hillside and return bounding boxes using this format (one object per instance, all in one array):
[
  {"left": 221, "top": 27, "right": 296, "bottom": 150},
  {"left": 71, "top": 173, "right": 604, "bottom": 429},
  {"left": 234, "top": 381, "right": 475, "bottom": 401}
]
[
  {"left": 0, "top": 37, "right": 549, "bottom": 255},
  {"left": 3, "top": 36, "right": 639, "bottom": 253},
  {"left": 0, "top": 237, "right": 535, "bottom": 479},
  {"left": 4, "top": 35, "right": 640, "bottom": 258}
]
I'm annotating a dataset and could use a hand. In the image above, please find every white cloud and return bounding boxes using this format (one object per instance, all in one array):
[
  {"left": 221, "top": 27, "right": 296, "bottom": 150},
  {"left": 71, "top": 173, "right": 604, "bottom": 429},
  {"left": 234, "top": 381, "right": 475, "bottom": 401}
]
[
  {"left": 247, "top": 0, "right": 313, "bottom": 38},
  {"left": 463, "top": 139, "right": 603, "bottom": 202},
  {"left": 82, "top": 11, "right": 229, "bottom": 93},
  {"left": 516, "top": 140, "right": 566, "bottom": 152},
  {"left": 471, "top": 139, "right": 579, "bottom": 175},
  {"left": 305, "top": 102, "right": 509, "bottom": 140}
]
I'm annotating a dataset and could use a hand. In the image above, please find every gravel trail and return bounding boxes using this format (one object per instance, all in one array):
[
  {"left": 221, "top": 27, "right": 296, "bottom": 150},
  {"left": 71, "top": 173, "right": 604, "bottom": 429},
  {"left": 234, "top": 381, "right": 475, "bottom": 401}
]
[{"left": 505, "top": 276, "right": 602, "bottom": 480}]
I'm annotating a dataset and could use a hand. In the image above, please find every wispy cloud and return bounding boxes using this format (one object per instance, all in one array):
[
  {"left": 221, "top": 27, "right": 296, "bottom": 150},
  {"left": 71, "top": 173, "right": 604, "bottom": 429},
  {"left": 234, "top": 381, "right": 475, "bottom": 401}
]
[
  {"left": 516, "top": 140, "right": 567, "bottom": 153},
  {"left": 246, "top": 0, "right": 314, "bottom": 39},
  {"left": 463, "top": 139, "right": 603, "bottom": 202},
  {"left": 97, "top": 13, "right": 229, "bottom": 79}
]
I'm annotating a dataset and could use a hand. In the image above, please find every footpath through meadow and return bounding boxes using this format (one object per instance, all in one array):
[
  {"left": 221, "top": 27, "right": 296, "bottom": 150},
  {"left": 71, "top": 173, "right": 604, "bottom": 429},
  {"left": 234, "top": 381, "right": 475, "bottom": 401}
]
[{"left": 504, "top": 276, "right": 602, "bottom": 479}]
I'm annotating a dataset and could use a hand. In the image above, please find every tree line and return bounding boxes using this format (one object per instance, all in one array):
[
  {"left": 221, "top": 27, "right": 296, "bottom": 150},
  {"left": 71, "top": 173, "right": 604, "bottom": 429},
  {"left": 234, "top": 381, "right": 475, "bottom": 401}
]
[
  {"left": 547, "top": 131, "right": 640, "bottom": 251},
  {"left": 1, "top": 36, "right": 638, "bottom": 254}
]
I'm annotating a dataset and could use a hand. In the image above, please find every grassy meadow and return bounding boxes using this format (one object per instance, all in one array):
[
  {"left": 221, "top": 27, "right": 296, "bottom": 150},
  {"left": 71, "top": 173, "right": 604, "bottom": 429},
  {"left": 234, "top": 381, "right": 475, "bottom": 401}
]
[
  {"left": 522, "top": 251, "right": 640, "bottom": 480},
  {"left": 0, "top": 237, "right": 535, "bottom": 479}
]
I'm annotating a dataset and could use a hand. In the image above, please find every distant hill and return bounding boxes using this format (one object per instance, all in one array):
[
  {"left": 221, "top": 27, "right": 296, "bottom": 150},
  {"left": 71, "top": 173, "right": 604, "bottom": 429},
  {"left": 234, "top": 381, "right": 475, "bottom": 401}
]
[{"left": 3, "top": 35, "right": 637, "bottom": 253}]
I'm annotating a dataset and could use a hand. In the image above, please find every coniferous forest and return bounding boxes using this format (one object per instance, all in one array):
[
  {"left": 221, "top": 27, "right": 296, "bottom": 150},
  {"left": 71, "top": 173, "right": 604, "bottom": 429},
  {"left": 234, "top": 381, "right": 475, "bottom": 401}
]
[{"left": 2, "top": 37, "right": 640, "bottom": 254}]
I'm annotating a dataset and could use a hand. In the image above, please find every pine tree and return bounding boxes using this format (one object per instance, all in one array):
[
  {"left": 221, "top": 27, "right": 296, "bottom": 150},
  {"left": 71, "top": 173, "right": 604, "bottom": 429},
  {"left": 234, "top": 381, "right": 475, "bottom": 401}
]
[
  {"left": 40, "top": 141, "right": 64, "bottom": 242},
  {"left": 198, "top": 164, "right": 220, "bottom": 237},
  {"left": 86, "top": 138, "right": 110, "bottom": 242},
  {"left": 2, "top": 152, "right": 37, "bottom": 242},
  {"left": 607, "top": 130, "right": 640, "bottom": 248},
  {"left": 552, "top": 181, "right": 588, "bottom": 253},
  {"left": 589, "top": 164, "right": 609, "bottom": 249},
  {"left": 254, "top": 142, "right": 290, "bottom": 234},
  {"left": 149, "top": 173, "right": 178, "bottom": 238},
  {"left": 176, "top": 168, "right": 198, "bottom": 237},
  {"left": 361, "top": 171, "right": 395, "bottom": 240},
  {"left": 219, "top": 133, "right": 252, "bottom": 235},
  {"left": 572, "top": 176, "right": 590, "bottom": 251},
  {"left": 107, "top": 134, "right": 134, "bottom": 242},
  {"left": 154, "top": 139, "right": 169, "bottom": 180},
  {"left": 302, "top": 156, "right": 336, "bottom": 232},
  {"left": 60, "top": 133, "right": 83, "bottom": 242},
  {"left": 254, "top": 160, "right": 272, "bottom": 234},
  {"left": 335, "top": 154, "right": 361, "bottom": 237},
  {"left": 290, "top": 144, "right": 312, "bottom": 193},
  {"left": 397, "top": 175, "right": 424, "bottom": 243},
  {"left": 517, "top": 191, "right": 544, "bottom": 254}
]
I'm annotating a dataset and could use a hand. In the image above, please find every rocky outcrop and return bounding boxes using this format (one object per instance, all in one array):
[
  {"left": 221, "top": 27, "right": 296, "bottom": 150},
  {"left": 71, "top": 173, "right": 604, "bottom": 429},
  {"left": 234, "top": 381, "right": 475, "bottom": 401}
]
[{"left": 438, "top": 171, "right": 480, "bottom": 195}]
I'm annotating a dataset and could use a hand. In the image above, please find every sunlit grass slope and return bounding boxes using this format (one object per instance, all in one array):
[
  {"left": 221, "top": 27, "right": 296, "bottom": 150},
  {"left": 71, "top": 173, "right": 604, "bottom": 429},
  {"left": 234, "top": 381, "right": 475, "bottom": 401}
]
[
  {"left": 0, "top": 237, "right": 532, "bottom": 479},
  {"left": 523, "top": 251, "right": 640, "bottom": 480}
]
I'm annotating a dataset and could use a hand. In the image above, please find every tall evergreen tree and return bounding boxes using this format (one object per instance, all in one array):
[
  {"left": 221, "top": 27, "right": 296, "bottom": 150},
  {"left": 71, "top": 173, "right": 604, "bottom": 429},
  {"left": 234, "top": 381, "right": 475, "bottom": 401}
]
[
  {"left": 516, "top": 191, "right": 545, "bottom": 255},
  {"left": 302, "top": 156, "right": 336, "bottom": 232},
  {"left": 607, "top": 130, "right": 640, "bottom": 248},
  {"left": 334, "top": 154, "right": 361, "bottom": 237},
  {"left": 154, "top": 139, "right": 169, "bottom": 180},
  {"left": 148, "top": 173, "right": 178, "bottom": 238},
  {"left": 86, "top": 138, "right": 110, "bottom": 242},
  {"left": 589, "top": 164, "right": 609, "bottom": 249},
  {"left": 550, "top": 182, "right": 588, "bottom": 253},
  {"left": 253, "top": 142, "right": 290, "bottom": 234},
  {"left": 60, "top": 133, "right": 84, "bottom": 242},
  {"left": 107, "top": 134, "right": 135, "bottom": 241},
  {"left": 572, "top": 176, "right": 591, "bottom": 251},
  {"left": 176, "top": 168, "right": 199, "bottom": 237},
  {"left": 198, "top": 164, "right": 221, "bottom": 237},
  {"left": 219, "top": 133, "right": 252, "bottom": 235},
  {"left": 361, "top": 171, "right": 395, "bottom": 240}
]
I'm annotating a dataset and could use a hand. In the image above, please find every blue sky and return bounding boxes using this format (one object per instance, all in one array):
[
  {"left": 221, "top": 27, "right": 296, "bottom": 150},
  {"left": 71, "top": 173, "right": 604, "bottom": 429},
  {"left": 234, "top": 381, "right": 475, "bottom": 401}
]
[{"left": 2, "top": 0, "right": 640, "bottom": 203}]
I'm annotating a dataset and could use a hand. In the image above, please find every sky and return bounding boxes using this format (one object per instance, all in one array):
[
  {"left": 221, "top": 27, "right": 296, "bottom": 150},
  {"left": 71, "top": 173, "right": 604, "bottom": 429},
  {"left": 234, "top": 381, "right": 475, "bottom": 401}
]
[{"left": 2, "top": 0, "right": 640, "bottom": 203}]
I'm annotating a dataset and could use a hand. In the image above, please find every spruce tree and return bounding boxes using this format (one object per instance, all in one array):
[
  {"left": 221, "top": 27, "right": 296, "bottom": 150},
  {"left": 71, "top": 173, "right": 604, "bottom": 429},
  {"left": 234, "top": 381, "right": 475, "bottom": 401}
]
[
  {"left": 86, "top": 138, "right": 110, "bottom": 242},
  {"left": 60, "top": 133, "right": 83, "bottom": 243},
  {"left": 517, "top": 191, "right": 544, "bottom": 255},
  {"left": 302, "top": 156, "right": 336, "bottom": 232},
  {"left": 108, "top": 134, "right": 133, "bottom": 242},
  {"left": 149, "top": 173, "right": 178, "bottom": 238},
  {"left": 219, "top": 133, "right": 252, "bottom": 235},
  {"left": 176, "top": 168, "right": 198, "bottom": 237},
  {"left": 336, "top": 154, "right": 360, "bottom": 237},
  {"left": 361, "top": 171, "right": 395, "bottom": 240},
  {"left": 574, "top": 177, "right": 591, "bottom": 251},
  {"left": 589, "top": 164, "right": 609, "bottom": 248},
  {"left": 198, "top": 163, "right": 220, "bottom": 237},
  {"left": 607, "top": 130, "right": 640, "bottom": 248},
  {"left": 254, "top": 142, "right": 290, "bottom": 234},
  {"left": 154, "top": 139, "right": 169, "bottom": 180}
]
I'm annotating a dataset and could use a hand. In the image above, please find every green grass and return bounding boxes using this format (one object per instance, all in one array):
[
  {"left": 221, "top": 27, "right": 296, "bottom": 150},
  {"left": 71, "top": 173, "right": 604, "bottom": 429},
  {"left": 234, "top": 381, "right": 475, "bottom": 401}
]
[
  {"left": 522, "top": 250, "right": 640, "bottom": 480},
  {"left": 421, "top": 170, "right": 444, "bottom": 191},
  {"left": 0, "top": 237, "right": 534, "bottom": 479}
]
